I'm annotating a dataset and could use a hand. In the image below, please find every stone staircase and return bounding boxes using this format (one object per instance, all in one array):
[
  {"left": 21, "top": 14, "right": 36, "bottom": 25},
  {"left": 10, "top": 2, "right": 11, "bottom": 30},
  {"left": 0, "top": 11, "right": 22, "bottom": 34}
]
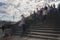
[
  {"left": 24, "top": 14, "right": 60, "bottom": 40},
  {"left": 24, "top": 22, "right": 60, "bottom": 40},
  {"left": 13, "top": 11, "right": 60, "bottom": 40}
]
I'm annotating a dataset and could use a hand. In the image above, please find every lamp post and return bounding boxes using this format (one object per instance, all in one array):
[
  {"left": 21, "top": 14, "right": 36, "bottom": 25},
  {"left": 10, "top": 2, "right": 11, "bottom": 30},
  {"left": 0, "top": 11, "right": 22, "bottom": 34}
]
[{"left": 13, "top": 15, "right": 14, "bottom": 22}]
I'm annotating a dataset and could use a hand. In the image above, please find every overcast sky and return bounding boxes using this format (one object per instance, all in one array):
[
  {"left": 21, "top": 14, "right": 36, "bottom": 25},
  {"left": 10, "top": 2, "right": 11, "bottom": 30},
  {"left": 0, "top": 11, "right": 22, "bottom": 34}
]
[{"left": 0, "top": 0, "right": 59, "bottom": 22}]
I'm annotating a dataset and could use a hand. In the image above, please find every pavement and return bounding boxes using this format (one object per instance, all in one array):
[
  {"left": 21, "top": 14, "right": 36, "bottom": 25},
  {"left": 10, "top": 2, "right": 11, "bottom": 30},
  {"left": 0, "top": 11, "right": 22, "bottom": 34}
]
[
  {"left": 0, "top": 35, "right": 44, "bottom": 40},
  {"left": 0, "top": 29, "right": 60, "bottom": 40},
  {"left": 0, "top": 29, "right": 42, "bottom": 40},
  {"left": 0, "top": 29, "right": 4, "bottom": 37},
  {"left": 11, "top": 36, "right": 45, "bottom": 40}
]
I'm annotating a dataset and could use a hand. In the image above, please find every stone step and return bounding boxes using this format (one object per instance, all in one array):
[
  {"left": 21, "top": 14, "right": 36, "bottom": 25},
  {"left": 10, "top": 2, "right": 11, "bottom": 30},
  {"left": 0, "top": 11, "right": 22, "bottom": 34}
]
[
  {"left": 27, "top": 30, "right": 60, "bottom": 34},
  {"left": 26, "top": 32, "right": 60, "bottom": 36},
  {"left": 25, "top": 34, "right": 58, "bottom": 40},
  {"left": 28, "top": 26, "right": 60, "bottom": 28},
  {"left": 27, "top": 28, "right": 55, "bottom": 30},
  {"left": 25, "top": 33, "right": 57, "bottom": 37}
]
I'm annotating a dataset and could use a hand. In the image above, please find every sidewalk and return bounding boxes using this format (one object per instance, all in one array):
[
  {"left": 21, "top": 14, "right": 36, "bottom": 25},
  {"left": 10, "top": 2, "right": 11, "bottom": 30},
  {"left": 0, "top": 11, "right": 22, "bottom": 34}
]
[
  {"left": 0, "top": 29, "right": 41, "bottom": 40},
  {"left": 11, "top": 36, "right": 45, "bottom": 40},
  {"left": 11, "top": 36, "right": 27, "bottom": 40},
  {"left": 11, "top": 36, "right": 60, "bottom": 40},
  {"left": 0, "top": 29, "right": 60, "bottom": 40}
]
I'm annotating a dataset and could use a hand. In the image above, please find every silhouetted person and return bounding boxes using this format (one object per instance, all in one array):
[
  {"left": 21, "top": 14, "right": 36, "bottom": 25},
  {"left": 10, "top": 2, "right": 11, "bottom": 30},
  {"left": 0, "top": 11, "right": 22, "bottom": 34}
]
[
  {"left": 33, "top": 11, "right": 37, "bottom": 21},
  {"left": 2, "top": 24, "right": 5, "bottom": 32},
  {"left": 2, "top": 24, "right": 12, "bottom": 40},
  {"left": 58, "top": 3, "right": 60, "bottom": 11},
  {"left": 42, "top": 6, "right": 48, "bottom": 22},
  {"left": 47, "top": 5, "right": 51, "bottom": 15},
  {"left": 39, "top": 8, "right": 44, "bottom": 22},
  {"left": 47, "top": 5, "right": 54, "bottom": 16},
  {"left": 20, "top": 15, "right": 26, "bottom": 37},
  {"left": 34, "top": 11, "right": 36, "bottom": 17},
  {"left": 52, "top": 4, "right": 56, "bottom": 8}
]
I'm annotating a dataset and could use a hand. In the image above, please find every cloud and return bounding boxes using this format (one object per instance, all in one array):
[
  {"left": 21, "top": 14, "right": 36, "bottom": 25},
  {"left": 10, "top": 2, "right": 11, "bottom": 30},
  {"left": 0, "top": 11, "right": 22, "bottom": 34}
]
[
  {"left": 0, "top": 0, "right": 59, "bottom": 22},
  {"left": 0, "top": 2, "right": 6, "bottom": 6}
]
